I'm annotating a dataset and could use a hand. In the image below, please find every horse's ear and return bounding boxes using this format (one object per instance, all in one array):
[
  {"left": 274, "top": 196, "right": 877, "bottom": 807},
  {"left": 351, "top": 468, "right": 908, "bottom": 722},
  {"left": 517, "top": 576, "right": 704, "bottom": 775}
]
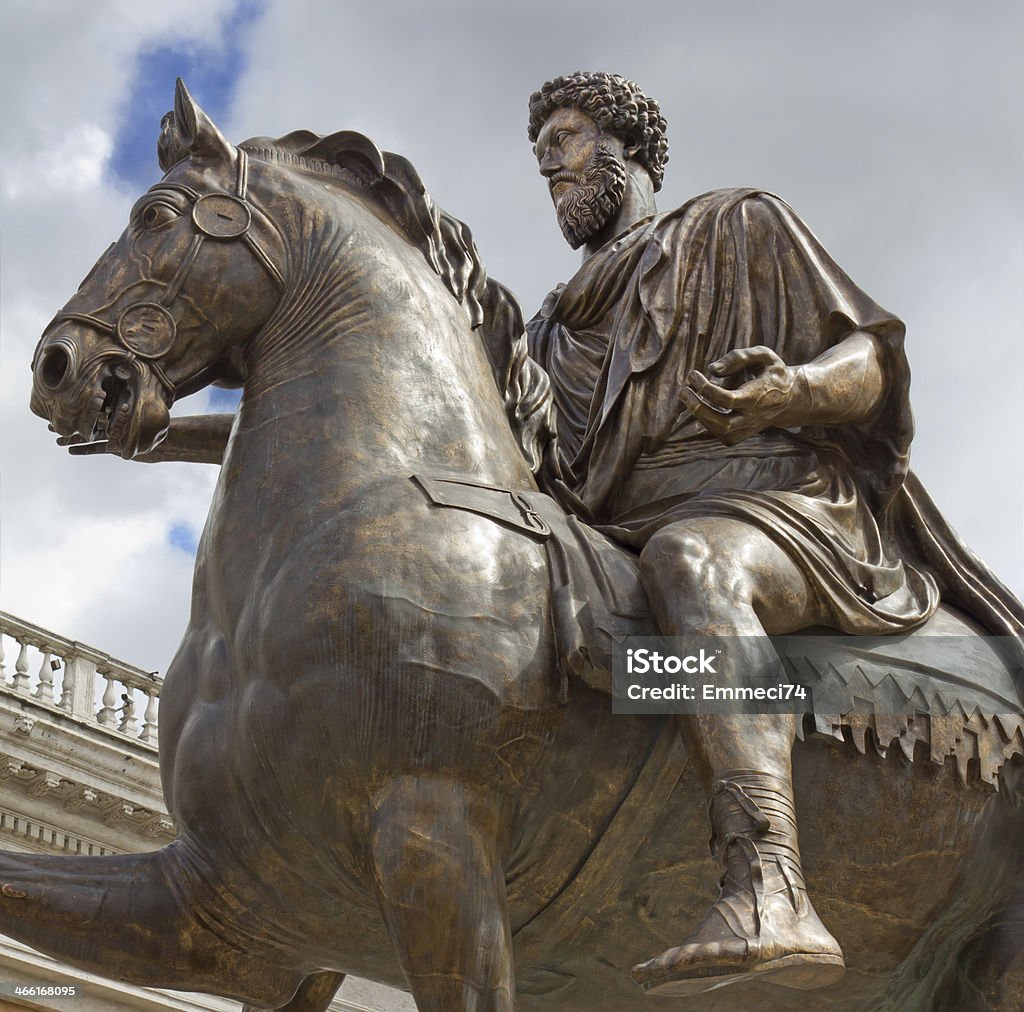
[{"left": 166, "top": 78, "right": 237, "bottom": 169}]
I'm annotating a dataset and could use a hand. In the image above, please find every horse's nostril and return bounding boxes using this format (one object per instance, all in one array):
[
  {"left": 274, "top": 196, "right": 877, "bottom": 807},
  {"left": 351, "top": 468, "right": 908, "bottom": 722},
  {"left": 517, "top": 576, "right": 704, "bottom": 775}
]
[{"left": 39, "top": 345, "right": 72, "bottom": 390}]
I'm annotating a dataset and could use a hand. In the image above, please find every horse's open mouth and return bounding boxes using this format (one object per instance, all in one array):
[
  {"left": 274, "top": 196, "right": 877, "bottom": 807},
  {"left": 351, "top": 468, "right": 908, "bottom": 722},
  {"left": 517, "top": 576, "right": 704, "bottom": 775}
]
[{"left": 93, "top": 365, "right": 135, "bottom": 445}]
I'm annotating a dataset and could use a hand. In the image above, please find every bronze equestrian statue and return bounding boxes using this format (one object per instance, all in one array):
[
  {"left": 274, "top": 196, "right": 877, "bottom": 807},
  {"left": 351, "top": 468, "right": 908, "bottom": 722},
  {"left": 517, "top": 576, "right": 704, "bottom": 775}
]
[{"left": 14, "top": 79, "right": 1024, "bottom": 1011}]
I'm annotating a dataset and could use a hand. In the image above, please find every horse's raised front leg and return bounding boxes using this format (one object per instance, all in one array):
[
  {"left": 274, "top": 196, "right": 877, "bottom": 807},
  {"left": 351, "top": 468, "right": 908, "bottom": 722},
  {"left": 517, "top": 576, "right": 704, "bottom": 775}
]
[
  {"left": 0, "top": 844, "right": 303, "bottom": 1006},
  {"left": 369, "top": 776, "right": 514, "bottom": 1012}
]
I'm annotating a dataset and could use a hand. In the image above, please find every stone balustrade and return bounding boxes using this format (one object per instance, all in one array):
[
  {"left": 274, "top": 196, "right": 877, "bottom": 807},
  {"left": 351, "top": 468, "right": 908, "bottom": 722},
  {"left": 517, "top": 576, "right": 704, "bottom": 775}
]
[{"left": 0, "top": 611, "right": 160, "bottom": 749}]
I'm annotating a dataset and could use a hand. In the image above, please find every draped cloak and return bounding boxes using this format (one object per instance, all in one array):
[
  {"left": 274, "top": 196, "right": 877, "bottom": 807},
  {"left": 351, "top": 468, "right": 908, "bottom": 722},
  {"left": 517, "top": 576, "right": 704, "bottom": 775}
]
[{"left": 527, "top": 188, "right": 1024, "bottom": 640}]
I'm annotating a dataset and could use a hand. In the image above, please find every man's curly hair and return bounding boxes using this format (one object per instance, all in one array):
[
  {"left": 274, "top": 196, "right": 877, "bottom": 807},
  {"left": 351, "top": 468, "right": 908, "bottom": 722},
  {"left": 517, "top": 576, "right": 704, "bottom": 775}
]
[{"left": 528, "top": 71, "right": 669, "bottom": 191}]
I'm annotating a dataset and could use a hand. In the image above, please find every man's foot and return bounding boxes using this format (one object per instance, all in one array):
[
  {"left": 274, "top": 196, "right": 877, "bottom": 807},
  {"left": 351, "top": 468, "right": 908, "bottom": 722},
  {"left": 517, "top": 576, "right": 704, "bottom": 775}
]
[
  {"left": 630, "top": 858, "right": 844, "bottom": 996},
  {"left": 631, "top": 772, "right": 845, "bottom": 997}
]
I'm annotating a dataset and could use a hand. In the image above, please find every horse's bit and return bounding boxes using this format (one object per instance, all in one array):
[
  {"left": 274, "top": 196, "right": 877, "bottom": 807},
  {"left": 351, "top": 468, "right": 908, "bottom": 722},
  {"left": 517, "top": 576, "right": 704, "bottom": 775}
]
[{"left": 40, "top": 149, "right": 284, "bottom": 402}]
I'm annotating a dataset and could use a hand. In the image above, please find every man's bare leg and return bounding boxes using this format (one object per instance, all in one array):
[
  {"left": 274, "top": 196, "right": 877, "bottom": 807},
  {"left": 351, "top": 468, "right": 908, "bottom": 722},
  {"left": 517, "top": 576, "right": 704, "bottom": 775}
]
[{"left": 631, "top": 517, "right": 844, "bottom": 996}]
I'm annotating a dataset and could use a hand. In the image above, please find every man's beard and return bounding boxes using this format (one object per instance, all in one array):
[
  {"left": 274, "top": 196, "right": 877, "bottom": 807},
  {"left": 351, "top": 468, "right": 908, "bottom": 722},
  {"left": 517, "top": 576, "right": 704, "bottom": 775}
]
[{"left": 552, "top": 141, "right": 627, "bottom": 250}]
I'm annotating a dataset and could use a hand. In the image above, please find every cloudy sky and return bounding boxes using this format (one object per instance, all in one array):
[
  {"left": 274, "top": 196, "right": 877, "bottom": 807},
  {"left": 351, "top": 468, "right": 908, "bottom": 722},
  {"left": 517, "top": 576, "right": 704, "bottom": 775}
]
[{"left": 2, "top": 0, "right": 1022, "bottom": 675}]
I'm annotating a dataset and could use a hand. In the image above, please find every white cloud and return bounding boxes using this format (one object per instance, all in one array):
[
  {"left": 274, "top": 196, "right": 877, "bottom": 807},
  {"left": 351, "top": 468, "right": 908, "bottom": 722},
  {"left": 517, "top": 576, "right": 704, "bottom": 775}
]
[{"left": 5, "top": 124, "right": 113, "bottom": 199}]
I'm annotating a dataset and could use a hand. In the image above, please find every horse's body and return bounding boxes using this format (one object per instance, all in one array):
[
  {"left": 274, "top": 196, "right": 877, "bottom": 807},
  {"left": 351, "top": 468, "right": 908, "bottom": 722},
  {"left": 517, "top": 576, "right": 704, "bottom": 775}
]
[{"left": 17, "top": 84, "right": 1024, "bottom": 1011}]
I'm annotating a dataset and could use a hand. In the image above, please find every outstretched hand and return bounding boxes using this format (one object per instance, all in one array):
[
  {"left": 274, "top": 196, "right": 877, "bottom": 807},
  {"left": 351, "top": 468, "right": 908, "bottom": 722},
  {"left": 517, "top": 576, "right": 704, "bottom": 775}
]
[
  {"left": 56, "top": 434, "right": 116, "bottom": 456},
  {"left": 683, "top": 346, "right": 805, "bottom": 446},
  {"left": 56, "top": 433, "right": 164, "bottom": 462},
  {"left": 56, "top": 414, "right": 232, "bottom": 465}
]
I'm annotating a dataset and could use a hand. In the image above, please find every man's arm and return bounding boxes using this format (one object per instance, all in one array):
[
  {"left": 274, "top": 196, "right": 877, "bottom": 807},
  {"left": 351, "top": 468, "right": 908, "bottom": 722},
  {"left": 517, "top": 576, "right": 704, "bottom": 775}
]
[
  {"left": 65, "top": 413, "right": 234, "bottom": 464},
  {"left": 683, "top": 331, "right": 885, "bottom": 445}
]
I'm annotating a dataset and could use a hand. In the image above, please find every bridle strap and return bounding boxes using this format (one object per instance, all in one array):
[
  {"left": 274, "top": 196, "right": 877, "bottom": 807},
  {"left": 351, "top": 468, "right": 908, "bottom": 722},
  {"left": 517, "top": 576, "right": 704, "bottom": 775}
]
[
  {"left": 236, "top": 146, "right": 249, "bottom": 198},
  {"left": 242, "top": 232, "right": 286, "bottom": 290},
  {"left": 161, "top": 234, "right": 205, "bottom": 306},
  {"left": 145, "top": 357, "right": 176, "bottom": 400},
  {"left": 59, "top": 313, "right": 115, "bottom": 335}
]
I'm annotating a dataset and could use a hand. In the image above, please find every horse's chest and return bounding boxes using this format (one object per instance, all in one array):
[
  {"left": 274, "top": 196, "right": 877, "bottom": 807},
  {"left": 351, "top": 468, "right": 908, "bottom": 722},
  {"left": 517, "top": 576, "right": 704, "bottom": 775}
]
[{"left": 198, "top": 478, "right": 330, "bottom": 631}]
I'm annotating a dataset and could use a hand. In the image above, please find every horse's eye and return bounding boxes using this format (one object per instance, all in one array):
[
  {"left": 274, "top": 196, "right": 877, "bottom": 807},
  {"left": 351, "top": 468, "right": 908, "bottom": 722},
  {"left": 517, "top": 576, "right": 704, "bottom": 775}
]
[{"left": 139, "top": 202, "right": 179, "bottom": 229}]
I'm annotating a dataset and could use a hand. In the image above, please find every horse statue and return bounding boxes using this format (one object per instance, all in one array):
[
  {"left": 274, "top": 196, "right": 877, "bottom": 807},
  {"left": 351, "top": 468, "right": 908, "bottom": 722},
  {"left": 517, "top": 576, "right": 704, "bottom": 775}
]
[{"left": 17, "top": 80, "right": 1024, "bottom": 1011}]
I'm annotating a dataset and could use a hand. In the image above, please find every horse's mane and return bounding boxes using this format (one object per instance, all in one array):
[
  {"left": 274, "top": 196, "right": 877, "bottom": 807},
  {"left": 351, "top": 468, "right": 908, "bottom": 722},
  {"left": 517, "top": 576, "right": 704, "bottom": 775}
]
[
  {"left": 238, "top": 129, "right": 554, "bottom": 473},
  {"left": 240, "top": 130, "right": 488, "bottom": 329}
]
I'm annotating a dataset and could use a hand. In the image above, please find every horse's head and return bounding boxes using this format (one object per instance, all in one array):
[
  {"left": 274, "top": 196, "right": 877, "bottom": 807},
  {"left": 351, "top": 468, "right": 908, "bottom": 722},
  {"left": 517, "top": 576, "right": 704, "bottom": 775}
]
[{"left": 30, "top": 80, "right": 285, "bottom": 458}]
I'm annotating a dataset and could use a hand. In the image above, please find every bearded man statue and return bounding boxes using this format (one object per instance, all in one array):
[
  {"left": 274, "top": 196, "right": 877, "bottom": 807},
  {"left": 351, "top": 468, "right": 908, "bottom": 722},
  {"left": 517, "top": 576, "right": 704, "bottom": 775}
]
[{"left": 525, "top": 70, "right": 1024, "bottom": 998}]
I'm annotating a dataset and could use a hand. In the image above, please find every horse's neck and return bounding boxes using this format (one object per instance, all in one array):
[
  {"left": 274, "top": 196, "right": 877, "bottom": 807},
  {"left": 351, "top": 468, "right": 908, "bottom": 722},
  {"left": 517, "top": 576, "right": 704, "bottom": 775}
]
[{"left": 232, "top": 211, "right": 533, "bottom": 500}]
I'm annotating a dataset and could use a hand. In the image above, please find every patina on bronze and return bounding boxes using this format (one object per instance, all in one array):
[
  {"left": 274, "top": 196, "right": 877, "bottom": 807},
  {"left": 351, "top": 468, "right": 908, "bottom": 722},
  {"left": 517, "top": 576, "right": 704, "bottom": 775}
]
[{"left": 12, "top": 80, "right": 1024, "bottom": 1011}]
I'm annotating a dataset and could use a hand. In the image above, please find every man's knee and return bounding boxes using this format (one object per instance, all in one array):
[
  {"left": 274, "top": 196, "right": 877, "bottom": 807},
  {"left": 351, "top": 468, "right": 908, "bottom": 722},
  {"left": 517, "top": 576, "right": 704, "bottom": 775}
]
[
  {"left": 639, "top": 524, "right": 749, "bottom": 601},
  {"left": 639, "top": 520, "right": 820, "bottom": 634}
]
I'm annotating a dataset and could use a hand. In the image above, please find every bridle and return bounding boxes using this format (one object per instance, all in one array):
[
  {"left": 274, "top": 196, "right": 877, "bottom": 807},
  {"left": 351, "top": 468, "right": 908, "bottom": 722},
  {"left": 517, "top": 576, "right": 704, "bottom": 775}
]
[{"left": 41, "top": 150, "right": 285, "bottom": 402}]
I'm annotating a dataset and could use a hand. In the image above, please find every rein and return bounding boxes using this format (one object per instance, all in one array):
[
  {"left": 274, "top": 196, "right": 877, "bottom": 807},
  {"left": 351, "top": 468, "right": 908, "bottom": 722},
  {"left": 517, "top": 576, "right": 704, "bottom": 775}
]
[{"left": 45, "top": 150, "right": 285, "bottom": 403}]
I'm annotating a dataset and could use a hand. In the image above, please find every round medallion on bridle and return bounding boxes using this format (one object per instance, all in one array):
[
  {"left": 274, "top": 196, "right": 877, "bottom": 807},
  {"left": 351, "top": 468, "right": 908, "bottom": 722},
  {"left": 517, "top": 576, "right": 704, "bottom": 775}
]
[
  {"left": 192, "top": 194, "right": 252, "bottom": 239},
  {"left": 116, "top": 303, "right": 177, "bottom": 359}
]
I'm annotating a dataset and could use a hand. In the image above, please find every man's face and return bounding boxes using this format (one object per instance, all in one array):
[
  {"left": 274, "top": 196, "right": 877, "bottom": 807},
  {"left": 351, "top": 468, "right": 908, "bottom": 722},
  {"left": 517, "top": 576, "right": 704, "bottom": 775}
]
[{"left": 534, "top": 107, "right": 627, "bottom": 249}]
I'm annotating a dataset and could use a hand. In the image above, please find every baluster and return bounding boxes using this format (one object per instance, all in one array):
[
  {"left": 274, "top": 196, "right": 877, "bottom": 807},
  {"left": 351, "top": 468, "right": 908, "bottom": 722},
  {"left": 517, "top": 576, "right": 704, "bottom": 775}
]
[
  {"left": 12, "top": 640, "right": 31, "bottom": 693},
  {"left": 0, "top": 633, "right": 6, "bottom": 682},
  {"left": 96, "top": 672, "right": 119, "bottom": 726},
  {"left": 140, "top": 690, "right": 160, "bottom": 744},
  {"left": 34, "top": 651, "right": 56, "bottom": 705},
  {"left": 60, "top": 658, "right": 77, "bottom": 711},
  {"left": 118, "top": 689, "right": 140, "bottom": 736}
]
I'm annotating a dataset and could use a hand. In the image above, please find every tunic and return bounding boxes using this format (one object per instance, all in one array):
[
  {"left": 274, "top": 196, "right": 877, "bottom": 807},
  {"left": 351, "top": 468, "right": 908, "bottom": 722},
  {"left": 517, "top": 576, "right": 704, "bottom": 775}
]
[{"left": 527, "top": 188, "right": 1019, "bottom": 637}]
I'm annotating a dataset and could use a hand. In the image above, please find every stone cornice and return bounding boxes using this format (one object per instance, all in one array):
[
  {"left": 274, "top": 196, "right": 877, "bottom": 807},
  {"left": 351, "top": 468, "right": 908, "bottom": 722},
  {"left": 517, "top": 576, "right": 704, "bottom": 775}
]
[{"left": 0, "top": 696, "right": 164, "bottom": 811}]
